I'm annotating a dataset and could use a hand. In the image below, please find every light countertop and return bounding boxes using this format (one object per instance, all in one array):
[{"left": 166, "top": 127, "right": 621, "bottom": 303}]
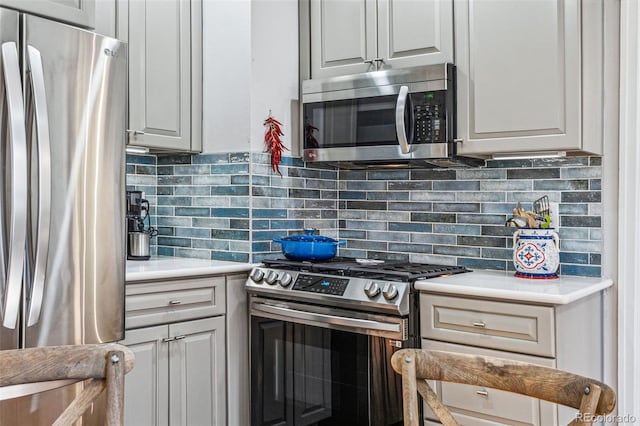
[
  {"left": 126, "top": 256, "right": 255, "bottom": 282},
  {"left": 414, "top": 270, "right": 613, "bottom": 305}
]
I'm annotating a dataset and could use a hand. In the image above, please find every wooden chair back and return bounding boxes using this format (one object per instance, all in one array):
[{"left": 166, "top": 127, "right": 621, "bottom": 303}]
[
  {"left": 0, "top": 343, "right": 134, "bottom": 426},
  {"left": 390, "top": 349, "right": 616, "bottom": 426}
]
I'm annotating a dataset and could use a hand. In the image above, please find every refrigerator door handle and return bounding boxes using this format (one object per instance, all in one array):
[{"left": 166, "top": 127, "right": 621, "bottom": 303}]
[
  {"left": 0, "top": 42, "right": 28, "bottom": 329},
  {"left": 26, "top": 46, "right": 52, "bottom": 326}
]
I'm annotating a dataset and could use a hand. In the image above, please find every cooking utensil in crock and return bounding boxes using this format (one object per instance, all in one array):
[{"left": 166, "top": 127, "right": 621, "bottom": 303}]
[{"left": 273, "top": 229, "right": 346, "bottom": 261}]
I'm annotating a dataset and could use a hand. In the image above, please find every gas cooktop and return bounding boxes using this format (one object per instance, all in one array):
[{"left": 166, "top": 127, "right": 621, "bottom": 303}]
[{"left": 261, "top": 257, "right": 469, "bottom": 282}]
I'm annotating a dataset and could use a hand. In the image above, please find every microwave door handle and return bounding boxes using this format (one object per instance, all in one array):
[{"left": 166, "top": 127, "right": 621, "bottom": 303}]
[
  {"left": 1, "top": 42, "right": 28, "bottom": 329},
  {"left": 25, "top": 46, "right": 52, "bottom": 326},
  {"left": 395, "top": 85, "right": 411, "bottom": 154}
]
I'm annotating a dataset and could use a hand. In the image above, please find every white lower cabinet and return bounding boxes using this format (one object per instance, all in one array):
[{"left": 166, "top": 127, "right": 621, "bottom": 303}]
[
  {"left": 122, "top": 275, "right": 232, "bottom": 426},
  {"left": 420, "top": 292, "right": 604, "bottom": 425}
]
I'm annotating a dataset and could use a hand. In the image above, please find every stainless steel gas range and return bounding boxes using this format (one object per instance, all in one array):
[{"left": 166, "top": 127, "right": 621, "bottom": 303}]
[{"left": 246, "top": 257, "right": 468, "bottom": 426}]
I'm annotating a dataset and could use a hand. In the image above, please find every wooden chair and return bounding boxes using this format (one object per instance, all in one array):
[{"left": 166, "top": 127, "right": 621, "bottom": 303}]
[
  {"left": 0, "top": 343, "right": 135, "bottom": 426},
  {"left": 391, "top": 349, "right": 616, "bottom": 426}
]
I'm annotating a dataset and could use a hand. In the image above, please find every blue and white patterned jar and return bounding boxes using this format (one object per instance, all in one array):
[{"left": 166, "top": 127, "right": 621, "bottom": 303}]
[{"left": 512, "top": 228, "right": 560, "bottom": 279}]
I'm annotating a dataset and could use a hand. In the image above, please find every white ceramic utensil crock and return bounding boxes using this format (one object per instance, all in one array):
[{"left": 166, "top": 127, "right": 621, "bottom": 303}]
[{"left": 512, "top": 228, "right": 560, "bottom": 279}]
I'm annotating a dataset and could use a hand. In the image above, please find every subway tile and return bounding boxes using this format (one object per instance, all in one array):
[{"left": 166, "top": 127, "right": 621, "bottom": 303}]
[
  {"left": 367, "top": 170, "right": 409, "bottom": 180},
  {"left": 459, "top": 258, "right": 507, "bottom": 271},
  {"left": 192, "top": 153, "right": 230, "bottom": 164},
  {"left": 433, "top": 224, "right": 482, "bottom": 235},
  {"left": 367, "top": 191, "right": 410, "bottom": 201},
  {"left": 253, "top": 209, "right": 287, "bottom": 218},
  {"left": 174, "top": 186, "right": 210, "bottom": 196},
  {"left": 388, "top": 242, "right": 432, "bottom": 253},
  {"left": 590, "top": 253, "right": 602, "bottom": 265},
  {"left": 211, "top": 164, "right": 249, "bottom": 175},
  {"left": 560, "top": 216, "right": 601, "bottom": 228},
  {"left": 481, "top": 226, "right": 516, "bottom": 237},
  {"left": 175, "top": 227, "right": 210, "bottom": 238},
  {"left": 157, "top": 236, "right": 191, "bottom": 247},
  {"left": 368, "top": 211, "right": 410, "bottom": 222},
  {"left": 211, "top": 208, "right": 250, "bottom": 218},
  {"left": 457, "top": 236, "right": 506, "bottom": 248},
  {"left": 157, "top": 217, "right": 191, "bottom": 227},
  {"left": 193, "top": 239, "right": 229, "bottom": 250},
  {"left": 411, "top": 169, "right": 456, "bottom": 181},
  {"left": 211, "top": 186, "right": 250, "bottom": 196},
  {"left": 173, "top": 165, "right": 210, "bottom": 175},
  {"left": 589, "top": 157, "right": 602, "bottom": 166},
  {"left": 158, "top": 176, "right": 192, "bottom": 185},
  {"left": 456, "top": 169, "right": 506, "bottom": 180},
  {"left": 156, "top": 246, "right": 175, "bottom": 256},
  {"left": 590, "top": 179, "right": 601, "bottom": 190},
  {"left": 433, "top": 245, "right": 481, "bottom": 257},
  {"left": 348, "top": 239, "right": 388, "bottom": 251},
  {"left": 389, "top": 222, "right": 432, "bottom": 233},
  {"left": 411, "top": 212, "right": 456, "bottom": 223},
  {"left": 480, "top": 180, "right": 532, "bottom": 191},
  {"left": 388, "top": 181, "right": 433, "bottom": 191},
  {"left": 368, "top": 231, "right": 410, "bottom": 242},
  {"left": 456, "top": 192, "right": 505, "bottom": 202},
  {"left": 157, "top": 187, "right": 174, "bottom": 196},
  {"left": 561, "top": 191, "right": 601, "bottom": 203},
  {"left": 561, "top": 167, "right": 602, "bottom": 179},
  {"left": 457, "top": 214, "right": 506, "bottom": 225},
  {"left": 507, "top": 168, "right": 560, "bottom": 179},
  {"left": 230, "top": 219, "right": 250, "bottom": 229},
  {"left": 157, "top": 155, "right": 191, "bottom": 165},
  {"left": 559, "top": 252, "right": 590, "bottom": 264},
  {"left": 211, "top": 229, "right": 250, "bottom": 240},
  {"left": 534, "top": 179, "right": 589, "bottom": 191},
  {"left": 346, "top": 201, "right": 387, "bottom": 210},
  {"left": 175, "top": 207, "right": 210, "bottom": 217},
  {"left": 211, "top": 251, "right": 250, "bottom": 262},
  {"left": 388, "top": 201, "right": 433, "bottom": 212},
  {"left": 560, "top": 264, "right": 601, "bottom": 277},
  {"left": 410, "top": 192, "right": 455, "bottom": 202},
  {"left": 411, "top": 233, "right": 456, "bottom": 245},
  {"left": 127, "top": 154, "right": 156, "bottom": 165},
  {"left": 173, "top": 248, "right": 211, "bottom": 260},
  {"left": 193, "top": 175, "right": 230, "bottom": 185},
  {"left": 433, "top": 203, "right": 480, "bottom": 213},
  {"left": 348, "top": 180, "right": 386, "bottom": 191},
  {"left": 481, "top": 248, "right": 513, "bottom": 260},
  {"left": 432, "top": 181, "right": 480, "bottom": 191},
  {"left": 485, "top": 159, "right": 533, "bottom": 168}
]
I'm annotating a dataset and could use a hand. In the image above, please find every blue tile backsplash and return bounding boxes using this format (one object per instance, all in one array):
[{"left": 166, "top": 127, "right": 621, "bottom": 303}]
[{"left": 126, "top": 153, "right": 603, "bottom": 276}]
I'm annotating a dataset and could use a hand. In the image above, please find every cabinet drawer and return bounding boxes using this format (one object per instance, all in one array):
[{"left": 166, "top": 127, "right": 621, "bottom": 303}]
[
  {"left": 422, "top": 339, "right": 557, "bottom": 426},
  {"left": 126, "top": 277, "right": 226, "bottom": 329},
  {"left": 420, "top": 294, "right": 555, "bottom": 357}
]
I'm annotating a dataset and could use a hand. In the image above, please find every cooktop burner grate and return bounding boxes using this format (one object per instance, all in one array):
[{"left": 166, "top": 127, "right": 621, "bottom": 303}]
[{"left": 262, "top": 257, "right": 469, "bottom": 282}]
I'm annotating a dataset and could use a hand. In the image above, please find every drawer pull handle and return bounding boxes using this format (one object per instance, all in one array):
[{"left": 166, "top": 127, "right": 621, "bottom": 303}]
[
  {"left": 472, "top": 321, "right": 486, "bottom": 328},
  {"left": 475, "top": 389, "right": 489, "bottom": 397},
  {"left": 162, "top": 335, "right": 187, "bottom": 343},
  {"left": 169, "top": 300, "right": 182, "bottom": 305}
]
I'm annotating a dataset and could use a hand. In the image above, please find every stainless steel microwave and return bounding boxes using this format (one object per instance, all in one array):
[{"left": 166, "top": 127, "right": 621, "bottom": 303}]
[{"left": 301, "top": 63, "right": 482, "bottom": 168}]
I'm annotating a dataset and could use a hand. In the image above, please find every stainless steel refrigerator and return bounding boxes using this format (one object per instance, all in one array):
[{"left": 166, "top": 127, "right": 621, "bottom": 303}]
[{"left": 0, "top": 8, "right": 126, "bottom": 424}]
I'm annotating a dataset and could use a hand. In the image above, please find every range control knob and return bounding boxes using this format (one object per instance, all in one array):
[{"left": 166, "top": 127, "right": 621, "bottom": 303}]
[
  {"left": 278, "top": 273, "right": 293, "bottom": 287},
  {"left": 265, "top": 271, "right": 279, "bottom": 285},
  {"left": 382, "top": 283, "right": 399, "bottom": 301},
  {"left": 249, "top": 269, "right": 265, "bottom": 283},
  {"left": 364, "top": 281, "right": 380, "bottom": 298}
]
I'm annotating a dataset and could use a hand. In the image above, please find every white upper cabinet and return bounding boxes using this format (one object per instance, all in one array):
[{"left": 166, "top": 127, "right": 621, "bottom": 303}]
[
  {"left": 0, "top": 0, "right": 95, "bottom": 28},
  {"left": 455, "top": 0, "right": 603, "bottom": 156},
  {"left": 119, "top": 0, "right": 202, "bottom": 153},
  {"left": 308, "top": 0, "right": 453, "bottom": 79}
]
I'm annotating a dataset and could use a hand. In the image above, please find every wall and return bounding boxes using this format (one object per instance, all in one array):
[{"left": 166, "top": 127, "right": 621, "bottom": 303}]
[{"left": 127, "top": 153, "right": 603, "bottom": 277}]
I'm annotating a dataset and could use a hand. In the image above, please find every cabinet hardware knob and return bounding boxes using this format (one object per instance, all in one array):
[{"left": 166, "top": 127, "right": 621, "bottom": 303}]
[
  {"left": 169, "top": 300, "right": 182, "bottom": 305},
  {"left": 162, "top": 337, "right": 174, "bottom": 343},
  {"left": 126, "top": 129, "right": 145, "bottom": 136},
  {"left": 472, "top": 321, "right": 486, "bottom": 328},
  {"left": 373, "top": 58, "right": 384, "bottom": 63},
  {"left": 475, "top": 389, "right": 489, "bottom": 397},
  {"left": 173, "top": 335, "right": 186, "bottom": 341}
]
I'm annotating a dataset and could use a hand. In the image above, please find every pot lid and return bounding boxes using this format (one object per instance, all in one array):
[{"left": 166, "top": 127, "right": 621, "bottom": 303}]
[{"left": 279, "top": 229, "right": 338, "bottom": 243}]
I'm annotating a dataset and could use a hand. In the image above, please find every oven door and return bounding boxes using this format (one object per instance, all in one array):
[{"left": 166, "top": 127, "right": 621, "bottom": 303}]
[{"left": 249, "top": 297, "right": 407, "bottom": 426}]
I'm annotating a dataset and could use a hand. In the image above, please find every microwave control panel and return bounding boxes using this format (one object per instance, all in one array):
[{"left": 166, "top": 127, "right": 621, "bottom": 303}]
[{"left": 411, "top": 91, "right": 448, "bottom": 144}]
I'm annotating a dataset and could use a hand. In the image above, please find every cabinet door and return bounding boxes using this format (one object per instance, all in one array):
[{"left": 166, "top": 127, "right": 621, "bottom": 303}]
[
  {"left": 310, "top": 0, "right": 377, "bottom": 78},
  {"left": 455, "top": 0, "right": 581, "bottom": 156},
  {"left": 376, "top": 0, "right": 453, "bottom": 70},
  {"left": 122, "top": 325, "right": 170, "bottom": 426},
  {"left": 0, "top": 0, "right": 95, "bottom": 28},
  {"left": 169, "top": 316, "right": 227, "bottom": 426},
  {"left": 126, "top": 0, "right": 202, "bottom": 152}
]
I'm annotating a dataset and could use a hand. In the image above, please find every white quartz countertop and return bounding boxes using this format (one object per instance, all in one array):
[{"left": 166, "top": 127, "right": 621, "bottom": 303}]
[
  {"left": 414, "top": 270, "right": 613, "bottom": 305},
  {"left": 126, "top": 256, "right": 255, "bottom": 282}
]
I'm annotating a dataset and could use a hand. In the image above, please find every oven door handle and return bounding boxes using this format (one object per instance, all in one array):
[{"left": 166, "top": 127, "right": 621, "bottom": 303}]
[
  {"left": 252, "top": 302, "right": 405, "bottom": 339},
  {"left": 395, "top": 85, "right": 411, "bottom": 154}
]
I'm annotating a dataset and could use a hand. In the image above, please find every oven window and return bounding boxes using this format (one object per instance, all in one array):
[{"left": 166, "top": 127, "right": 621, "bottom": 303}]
[
  {"left": 251, "top": 317, "right": 403, "bottom": 426},
  {"left": 303, "top": 95, "right": 403, "bottom": 150}
]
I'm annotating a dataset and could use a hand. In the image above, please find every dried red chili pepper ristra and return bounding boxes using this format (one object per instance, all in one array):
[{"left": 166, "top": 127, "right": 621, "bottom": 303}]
[{"left": 263, "top": 114, "right": 288, "bottom": 176}]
